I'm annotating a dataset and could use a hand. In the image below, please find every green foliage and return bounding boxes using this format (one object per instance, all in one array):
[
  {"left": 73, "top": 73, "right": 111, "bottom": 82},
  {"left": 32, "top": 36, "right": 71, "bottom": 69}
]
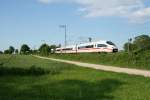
[
  {"left": 50, "top": 44, "right": 57, "bottom": 53},
  {"left": 4, "top": 49, "right": 11, "bottom": 54},
  {"left": 124, "top": 42, "right": 137, "bottom": 52},
  {"left": 31, "top": 50, "right": 38, "bottom": 55},
  {"left": 0, "top": 51, "right": 3, "bottom": 54},
  {"left": 39, "top": 44, "right": 51, "bottom": 56},
  {"left": 124, "top": 34, "right": 150, "bottom": 52},
  {"left": 3, "top": 46, "right": 15, "bottom": 54},
  {"left": 124, "top": 43, "right": 131, "bottom": 52},
  {"left": 49, "top": 51, "right": 150, "bottom": 70},
  {"left": 9, "top": 46, "right": 15, "bottom": 54},
  {"left": 20, "top": 44, "right": 30, "bottom": 54},
  {"left": 134, "top": 34, "right": 150, "bottom": 50}
]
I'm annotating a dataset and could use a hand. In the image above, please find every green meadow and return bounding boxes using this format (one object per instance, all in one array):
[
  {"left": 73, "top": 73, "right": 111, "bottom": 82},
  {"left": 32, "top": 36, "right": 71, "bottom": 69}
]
[{"left": 0, "top": 54, "right": 150, "bottom": 100}]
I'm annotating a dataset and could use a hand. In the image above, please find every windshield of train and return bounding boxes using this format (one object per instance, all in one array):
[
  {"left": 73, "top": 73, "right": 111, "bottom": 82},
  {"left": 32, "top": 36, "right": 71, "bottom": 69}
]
[{"left": 106, "top": 41, "right": 115, "bottom": 46}]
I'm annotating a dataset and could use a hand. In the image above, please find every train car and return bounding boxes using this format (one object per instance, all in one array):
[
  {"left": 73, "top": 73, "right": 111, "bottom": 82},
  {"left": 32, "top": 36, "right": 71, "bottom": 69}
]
[{"left": 55, "top": 40, "right": 118, "bottom": 53}]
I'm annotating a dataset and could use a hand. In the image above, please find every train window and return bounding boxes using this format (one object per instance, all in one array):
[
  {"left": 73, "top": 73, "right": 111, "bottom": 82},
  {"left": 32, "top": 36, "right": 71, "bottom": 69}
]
[
  {"left": 106, "top": 41, "right": 115, "bottom": 46},
  {"left": 56, "top": 49, "right": 61, "bottom": 51},
  {"left": 78, "top": 45, "right": 94, "bottom": 49},
  {"left": 62, "top": 48, "right": 73, "bottom": 50},
  {"left": 86, "top": 45, "right": 94, "bottom": 48},
  {"left": 97, "top": 44, "right": 107, "bottom": 47},
  {"left": 78, "top": 46, "right": 85, "bottom": 49}
]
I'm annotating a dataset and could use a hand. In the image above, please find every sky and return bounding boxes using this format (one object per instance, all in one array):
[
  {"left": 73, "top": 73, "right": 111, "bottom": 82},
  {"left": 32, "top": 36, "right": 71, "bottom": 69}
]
[{"left": 0, "top": 0, "right": 150, "bottom": 51}]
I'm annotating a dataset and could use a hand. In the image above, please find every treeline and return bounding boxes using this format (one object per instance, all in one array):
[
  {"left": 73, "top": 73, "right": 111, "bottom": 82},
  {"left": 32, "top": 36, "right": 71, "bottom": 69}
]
[
  {"left": 0, "top": 44, "right": 60, "bottom": 56},
  {"left": 0, "top": 46, "right": 18, "bottom": 55}
]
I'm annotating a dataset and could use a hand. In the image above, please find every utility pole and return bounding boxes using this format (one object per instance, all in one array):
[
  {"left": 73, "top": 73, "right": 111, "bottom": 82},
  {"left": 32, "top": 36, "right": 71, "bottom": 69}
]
[
  {"left": 128, "top": 38, "right": 132, "bottom": 53},
  {"left": 59, "top": 25, "right": 67, "bottom": 53},
  {"left": 88, "top": 37, "right": 92, "bottom": 42}
]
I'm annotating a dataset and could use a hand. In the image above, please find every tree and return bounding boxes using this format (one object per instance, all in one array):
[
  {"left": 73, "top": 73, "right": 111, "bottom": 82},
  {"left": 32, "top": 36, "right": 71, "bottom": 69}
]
[
  {"left": 32, "top": 49, "right": 38, "bottom": 55},
  {"left": 124, "top": 34, "right": 150, "bottom": 52},
  {"left": 9, "top": 46, "right": 15, "bottom": 54},
  {"left": 123, "top": 43, "right": 137, "bottom": 52},
  {"left": 39, "top": 44, "right": 50, "bottom": 56},
  {"left": 0, "top": 51, "right": 3, "bottom": 54},
  {"left": 133, "top": 35, "right": 150, "bottom": 51},
  {"left": 20, "top": 44, "right": 30, "bottom": 54},
  {"left": 124, "top": 43, "right": 132, "bottom": 52},
  {"left": 4, "top": 50, "right": 10, "bottom": 54},
  {"left": 50, "top": 45, "right": 57, "bottom": 53},
  {"left": 15, "top": 49, "right": 19, "bottom": 54}
]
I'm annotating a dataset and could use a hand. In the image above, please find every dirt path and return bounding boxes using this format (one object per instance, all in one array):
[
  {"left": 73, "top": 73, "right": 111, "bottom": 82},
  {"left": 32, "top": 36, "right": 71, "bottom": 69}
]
[{"left": 34, "top": 55, "right": 150, "bottom": 77}]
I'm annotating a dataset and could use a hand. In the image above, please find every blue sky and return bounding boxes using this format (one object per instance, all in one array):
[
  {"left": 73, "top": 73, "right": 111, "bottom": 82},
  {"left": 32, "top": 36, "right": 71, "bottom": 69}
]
[{"left": 0, "top": 0, "right": 150, "bottom": 51}]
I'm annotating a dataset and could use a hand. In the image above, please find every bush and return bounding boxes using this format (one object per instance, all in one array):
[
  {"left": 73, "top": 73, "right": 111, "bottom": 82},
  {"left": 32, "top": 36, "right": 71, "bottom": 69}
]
[
  {"left": 50, "top": 51, "right": 150, "bottom": 70},
  {"left": 20, "top": 44, "right": 30, "bottom": 55},
  {"left": 0, "top": 65, "right": 50, "bottom": 76},
  {"left": 124, "top": 34, "right": 150, "bottom": 52},
  {"left": 39, "top": 44, "right": 51, "bottom": 56},
  {"left": 4, "top": 50, "right": 11, "bottom": 54},
  {"left": 0, "top": 51, "right": 3, "bottom": 54}
]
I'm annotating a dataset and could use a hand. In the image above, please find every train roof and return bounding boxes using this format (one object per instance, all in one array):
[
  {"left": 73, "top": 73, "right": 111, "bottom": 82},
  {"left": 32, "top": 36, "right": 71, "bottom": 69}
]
[
  {"left": 57, "top": 40, "right": 110, "bottom": 49},
  {"left": 78, "top": 40, "right": 107, "bottom": 46},
  {"left": 56, "top": 45, "right": 75, "bottom": 49}
]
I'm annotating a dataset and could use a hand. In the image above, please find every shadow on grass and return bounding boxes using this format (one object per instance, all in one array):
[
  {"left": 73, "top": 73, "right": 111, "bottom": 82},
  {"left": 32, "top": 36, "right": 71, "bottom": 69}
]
[
  {"left": 0, "top": 79, "right": 123, "bottom": 100},
  {"left": 0, "top": 65, "right": 50, "bottom": 76},
  {"left": 42, "top": 79, "right": 123, "bottom": 100}
]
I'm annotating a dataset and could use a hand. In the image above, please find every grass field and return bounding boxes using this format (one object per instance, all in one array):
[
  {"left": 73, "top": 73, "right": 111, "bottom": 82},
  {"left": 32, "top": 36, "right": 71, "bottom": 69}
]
[
  {"left": 49, "top": 52, "right": 150, "bottom": 70},
  {"left": 0, "top": 54, "right": 150, "bottom": 100}
]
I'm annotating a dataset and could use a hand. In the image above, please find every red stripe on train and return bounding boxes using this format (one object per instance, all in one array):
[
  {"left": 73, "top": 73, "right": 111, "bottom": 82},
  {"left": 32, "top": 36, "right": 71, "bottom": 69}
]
[{"left": 78, "top": 48, "right": 113, "bottom": 51}]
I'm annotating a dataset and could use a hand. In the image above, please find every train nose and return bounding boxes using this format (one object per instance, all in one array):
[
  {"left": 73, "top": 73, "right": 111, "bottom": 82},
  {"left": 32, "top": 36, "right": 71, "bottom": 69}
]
[{"left": 113, "top": 48, "right": 118, "bottom": 52}]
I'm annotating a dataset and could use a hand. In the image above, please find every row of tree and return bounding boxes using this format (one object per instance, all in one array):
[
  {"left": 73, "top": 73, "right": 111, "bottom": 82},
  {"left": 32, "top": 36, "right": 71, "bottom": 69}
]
[
  {"left": 3, "top": 46, "right": 18, "bottom": 54},
  {"left": 0, "top": 44, "right": 59, "bottom": 56}
]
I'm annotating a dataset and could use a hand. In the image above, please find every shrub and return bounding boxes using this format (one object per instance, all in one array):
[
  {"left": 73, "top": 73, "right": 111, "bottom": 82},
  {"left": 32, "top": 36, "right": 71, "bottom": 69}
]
[{"left": 0, "top": 65, "right": 50, "bottom": 76}]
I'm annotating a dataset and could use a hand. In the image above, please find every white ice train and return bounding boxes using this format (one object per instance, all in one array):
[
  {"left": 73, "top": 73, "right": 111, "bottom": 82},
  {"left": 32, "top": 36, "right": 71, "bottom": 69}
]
[{"left": 56, "top": 40, "right": 118, "bottom": 53}]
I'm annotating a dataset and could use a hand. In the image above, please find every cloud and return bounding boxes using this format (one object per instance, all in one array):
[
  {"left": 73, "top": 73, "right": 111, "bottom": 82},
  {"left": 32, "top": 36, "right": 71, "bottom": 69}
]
[
  {"left": 129, "top": 7, "right": 150, "bottom": 23},
  {"left": 38, "top": 0, "right": 150, "bottom": 23},
  {"left": 38, "top": 0, "right": 67, "bottom": 4},
  {"left": 38, "top": 0, "right": 51, "bottom": 4}
]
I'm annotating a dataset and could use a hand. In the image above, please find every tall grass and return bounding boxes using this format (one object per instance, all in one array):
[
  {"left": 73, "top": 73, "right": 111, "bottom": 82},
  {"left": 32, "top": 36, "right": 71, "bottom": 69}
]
[
  {"left": 0, "top": 55, "right": 150, "bottom": 100},
  {"left": 49, "top": 51, "right": 150, "bottom": 70},
  {"left": 0, "top": 65, "right": 50, "bottom": 76},
  {"left": 0, "top": 55, "right": 74, "bottom": 76}
]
